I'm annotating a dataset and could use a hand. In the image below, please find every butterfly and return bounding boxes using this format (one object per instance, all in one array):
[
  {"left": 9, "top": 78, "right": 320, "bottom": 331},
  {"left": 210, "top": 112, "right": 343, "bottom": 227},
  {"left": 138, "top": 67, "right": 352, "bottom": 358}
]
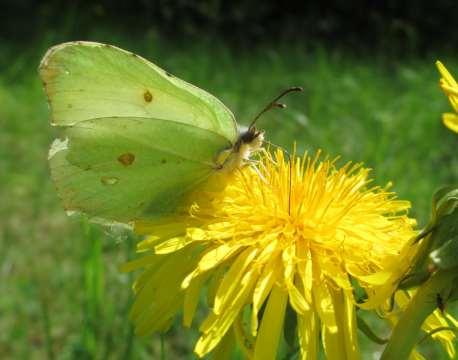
[{"left": 39, "top": 41, "right": 301, "bottom": 223}]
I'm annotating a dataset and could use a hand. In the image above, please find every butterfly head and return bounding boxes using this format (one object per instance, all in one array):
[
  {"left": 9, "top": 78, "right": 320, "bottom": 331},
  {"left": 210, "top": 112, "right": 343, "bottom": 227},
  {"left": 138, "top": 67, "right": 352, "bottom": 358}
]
[
  {"left": 215, "top": 127, "right": 263, "bottom": 173},
  {"left": 235, "top": 127, "right": 264, "bottom": 159},
  {"left": 216, "top": 87, "right": 302, "bottom": 173},
  {"left": 238, "top": 86, "right": 302, "bottom": 156}
]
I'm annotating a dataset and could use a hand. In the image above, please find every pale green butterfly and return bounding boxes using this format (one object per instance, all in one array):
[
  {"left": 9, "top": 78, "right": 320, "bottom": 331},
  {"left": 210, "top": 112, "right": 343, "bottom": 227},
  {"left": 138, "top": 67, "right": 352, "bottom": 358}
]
[{"left": 39, "top": 41, "right": 301, "bottom": 223}]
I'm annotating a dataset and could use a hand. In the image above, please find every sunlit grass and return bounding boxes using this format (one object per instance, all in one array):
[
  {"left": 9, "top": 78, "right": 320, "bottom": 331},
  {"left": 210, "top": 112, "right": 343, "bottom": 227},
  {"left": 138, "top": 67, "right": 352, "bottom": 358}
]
[{"left": 1, "top": 34, "right": 457, "bottom": 358}]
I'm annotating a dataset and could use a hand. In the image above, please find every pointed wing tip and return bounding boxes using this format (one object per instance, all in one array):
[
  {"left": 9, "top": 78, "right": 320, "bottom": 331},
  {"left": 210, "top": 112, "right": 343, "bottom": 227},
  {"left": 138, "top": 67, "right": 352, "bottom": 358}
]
[{"left": 39, "top": 41, "right": 107, "bottom": 71}]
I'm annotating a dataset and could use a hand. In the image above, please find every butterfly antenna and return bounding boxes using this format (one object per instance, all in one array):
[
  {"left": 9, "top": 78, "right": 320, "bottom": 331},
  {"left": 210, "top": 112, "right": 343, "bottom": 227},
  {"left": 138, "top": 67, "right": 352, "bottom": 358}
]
[{"left": 248, "top": 87, "right": 303, "bottom": 130}]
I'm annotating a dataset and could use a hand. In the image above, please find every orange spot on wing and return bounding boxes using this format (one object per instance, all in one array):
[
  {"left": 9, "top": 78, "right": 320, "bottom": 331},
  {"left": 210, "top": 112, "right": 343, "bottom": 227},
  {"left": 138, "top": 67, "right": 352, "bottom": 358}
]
[
  {"left": 144, "top": 90, "right": 153, "bottom": 102},
  {"left": 118, "top": 153, "right": 136, "bottom": 166}
]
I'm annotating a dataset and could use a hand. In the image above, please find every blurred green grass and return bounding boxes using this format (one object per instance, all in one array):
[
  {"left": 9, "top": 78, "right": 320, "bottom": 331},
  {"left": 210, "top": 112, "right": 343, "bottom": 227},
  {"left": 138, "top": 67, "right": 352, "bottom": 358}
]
[{"left": 1, "top": 34, "right": 457, "bottom": 359}]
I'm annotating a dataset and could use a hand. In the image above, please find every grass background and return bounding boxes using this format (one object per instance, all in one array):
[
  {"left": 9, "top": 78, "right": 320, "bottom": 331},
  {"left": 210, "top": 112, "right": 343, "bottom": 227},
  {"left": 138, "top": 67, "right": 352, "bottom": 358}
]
[{"left": 1, "top": 31, "right": 458, "bottom": 359}]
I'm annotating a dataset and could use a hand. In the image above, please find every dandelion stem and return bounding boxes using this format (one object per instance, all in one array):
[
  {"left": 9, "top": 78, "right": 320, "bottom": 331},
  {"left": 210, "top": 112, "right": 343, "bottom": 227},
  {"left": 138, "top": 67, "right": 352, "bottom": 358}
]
[{"left": 356, "top": 315, "right": 388, "bottom": 345}]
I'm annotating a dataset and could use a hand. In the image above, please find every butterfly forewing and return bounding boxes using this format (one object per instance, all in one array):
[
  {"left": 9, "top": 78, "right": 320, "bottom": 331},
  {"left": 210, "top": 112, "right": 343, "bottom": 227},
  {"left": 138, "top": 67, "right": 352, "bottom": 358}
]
[{"left": 39, "top": 41, "right": 237, "bottom": 141}]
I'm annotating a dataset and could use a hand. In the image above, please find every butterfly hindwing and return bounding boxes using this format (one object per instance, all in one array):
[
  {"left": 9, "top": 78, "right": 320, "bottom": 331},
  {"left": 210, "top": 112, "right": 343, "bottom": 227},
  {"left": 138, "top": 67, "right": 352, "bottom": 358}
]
[{"left": 49, "top": 117, "right": 232, "bottom": 222}]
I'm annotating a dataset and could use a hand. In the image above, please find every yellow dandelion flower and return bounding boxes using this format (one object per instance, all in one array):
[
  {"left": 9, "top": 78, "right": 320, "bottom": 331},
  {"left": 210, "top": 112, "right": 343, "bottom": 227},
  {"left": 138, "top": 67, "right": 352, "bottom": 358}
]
[
  {"left": 123, "top": 149, "right": 419, "bottom": 359},
  {"left": 436, "top": 61, "right": 458, "bottom": 133}
]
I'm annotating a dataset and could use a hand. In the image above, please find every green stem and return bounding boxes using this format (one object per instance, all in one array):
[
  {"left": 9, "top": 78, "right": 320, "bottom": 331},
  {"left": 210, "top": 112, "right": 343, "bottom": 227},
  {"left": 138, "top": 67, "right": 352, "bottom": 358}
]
[
  {"left": 357, "top": 315, "right": 388, "bottom": 345},
  {"left": 381, "top": 268, "right": 457, "bottom": 360},
  {"left": 419, "top": 327, "right": 458, "bottom": 344}
]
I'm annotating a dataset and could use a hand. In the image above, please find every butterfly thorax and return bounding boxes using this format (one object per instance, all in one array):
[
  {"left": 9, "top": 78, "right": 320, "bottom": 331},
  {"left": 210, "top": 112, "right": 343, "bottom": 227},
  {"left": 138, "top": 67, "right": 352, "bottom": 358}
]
[{"left": 217, "top": 128, "right": 264, "bottom": 173}]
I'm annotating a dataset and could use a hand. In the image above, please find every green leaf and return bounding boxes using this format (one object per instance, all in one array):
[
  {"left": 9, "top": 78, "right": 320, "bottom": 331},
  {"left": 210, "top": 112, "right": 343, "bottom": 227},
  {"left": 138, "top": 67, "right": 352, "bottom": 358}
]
[
  {"left": 401, "top": 186, "right": 458, "bottom": 289},
  {"left": 283, "top": 303, "right": 298, "bottom": 349},
  {"left": 430, "top": 236, "right": 458, "bottom": 269},
  {"left": 433, "top": 186, "right": 458, "bottom": 220}
]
